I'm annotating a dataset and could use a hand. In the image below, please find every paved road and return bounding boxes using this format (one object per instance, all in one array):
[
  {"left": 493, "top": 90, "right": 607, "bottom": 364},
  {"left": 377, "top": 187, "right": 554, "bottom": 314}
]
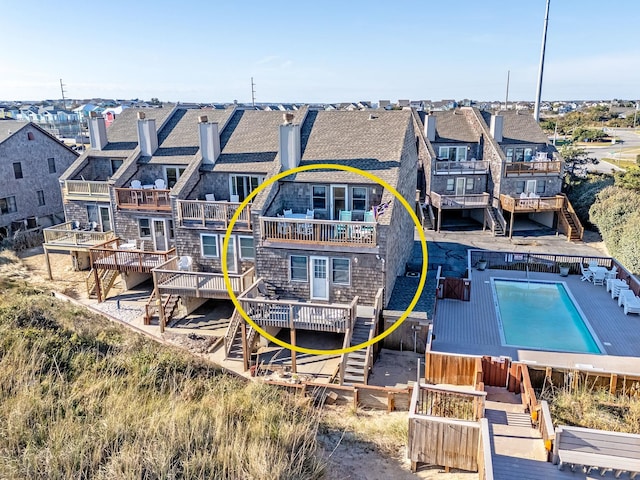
[{"left": 583, "top": 127, "right": 640, "bottom": 173}]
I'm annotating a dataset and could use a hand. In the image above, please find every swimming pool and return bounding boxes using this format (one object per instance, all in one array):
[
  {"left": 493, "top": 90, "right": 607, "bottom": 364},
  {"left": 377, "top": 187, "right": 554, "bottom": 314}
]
[{"left": 491, "top": 279, "right": 604, "bottom": 354}]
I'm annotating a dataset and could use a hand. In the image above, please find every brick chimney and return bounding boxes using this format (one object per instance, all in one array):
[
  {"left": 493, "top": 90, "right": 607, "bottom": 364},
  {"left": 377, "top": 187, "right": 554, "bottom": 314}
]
[
  {"left": 279, "top": 113, "right": 300, "bottom": 171},
  {"left": 88, "top": 111, "right": 107, "bottom": 150},
  {"left": 136, "top": 111, "right": 158, "bottom": 156},
  {"left": 424, "top": 114, "right": 436, "bottom": 142},
  {"left": 198, "top": 115, "right": 220, "bottom": 164},
  {"left": 490, "top": 115, "right": 504, "bottom": 143}
]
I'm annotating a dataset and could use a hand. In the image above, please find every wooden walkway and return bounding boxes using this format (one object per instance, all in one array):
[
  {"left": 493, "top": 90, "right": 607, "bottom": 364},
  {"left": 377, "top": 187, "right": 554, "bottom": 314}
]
[
  {"left": 433, "top": 269, "right": 640, "bottom": 373},
  {"left": 485, "top": 387, "right": 622, "bottom": 480}
]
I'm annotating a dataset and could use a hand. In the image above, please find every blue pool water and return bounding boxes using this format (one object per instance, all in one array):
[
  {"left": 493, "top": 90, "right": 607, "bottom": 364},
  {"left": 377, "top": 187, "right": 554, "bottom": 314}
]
[{"left": 492, "top": 279, "right": 602, "bottom": 354}]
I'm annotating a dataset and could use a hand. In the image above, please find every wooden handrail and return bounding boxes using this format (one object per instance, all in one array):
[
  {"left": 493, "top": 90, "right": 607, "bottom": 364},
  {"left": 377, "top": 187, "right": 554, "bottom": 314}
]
[
  {"left": 260, "top": 216, "right": 377, "bottom": 247},
  {"left": 504, "top": 160, "right": 562, "bottom": 176}
]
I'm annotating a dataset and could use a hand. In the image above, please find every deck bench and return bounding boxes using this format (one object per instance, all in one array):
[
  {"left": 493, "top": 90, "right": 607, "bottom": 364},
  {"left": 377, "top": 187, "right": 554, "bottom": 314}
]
[{"left": 553, "top": 425, "right": 640, "bottom": 477}]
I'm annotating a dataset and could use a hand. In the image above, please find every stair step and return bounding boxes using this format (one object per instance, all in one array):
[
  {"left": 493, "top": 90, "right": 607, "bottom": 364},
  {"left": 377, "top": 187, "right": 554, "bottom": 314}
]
[
  {"left": 348, "top": 353, "right": 367, "bottom": 361},
  {"left": 343, "top": 374, "right": 365, "bottom": 383}
]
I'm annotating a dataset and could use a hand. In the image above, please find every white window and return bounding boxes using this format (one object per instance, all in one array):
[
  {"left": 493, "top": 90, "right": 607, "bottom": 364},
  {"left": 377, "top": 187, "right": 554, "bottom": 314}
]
[
  {"left": 331, "top": 258, "right": 350, "bottom": 285},
  {"left": 466, "top": 178, "right": 474, "bottom": 191},
  {"left": 238, "top": 236, "right": 255, "bottom": 259},
  {"left": 351, "top": 187, "right": 367, "bottom": 212},
  {"left": 438, "top": 146, "right": 467, "bottom": 161},
  {"left": 201, "top": 234, "right": 219, "bottom": 258},
  {"left": 312, "top": 185, "right": 327, "bottom": 210},
  {"left": 138, "top": 218, "right": 151, "bottom": 237},
  {"left": 524, "top": 148, "right": 533, "bottom": 162},
  {"left": 0, "top": 196, "right": 17, "bottom": 214},
  {"left": 229, "top": 175, "right": 264, "bottom": 201},
  {"left": 290, "top": 255, "right": 308, "bottom": 282},
  {"left": 446, "top": 179, "right": 455, "bottom": 191},
  {"left": 164, "top": 166, "right": 186, "bottom": 188}
]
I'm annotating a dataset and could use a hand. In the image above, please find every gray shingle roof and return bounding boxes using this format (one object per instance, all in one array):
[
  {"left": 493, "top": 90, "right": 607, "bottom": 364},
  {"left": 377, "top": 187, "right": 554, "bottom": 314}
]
[
  {"left": 480, "top": 110, "right": 549, "bottom": 144},
  {"left": 0, "top": 120, "right": 28, "bottom": 144},
  {"left": 433, "top": 110, "right": 479, "bottom": 143},
  {"left": 103, "top": 107, "right": 174, "bottom": 150}
]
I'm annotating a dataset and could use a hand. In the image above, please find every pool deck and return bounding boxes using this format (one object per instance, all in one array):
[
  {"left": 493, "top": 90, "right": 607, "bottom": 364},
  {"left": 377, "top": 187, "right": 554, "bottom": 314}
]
[{"left": 433, "top": 268, "right": 640, "bottom": 375}]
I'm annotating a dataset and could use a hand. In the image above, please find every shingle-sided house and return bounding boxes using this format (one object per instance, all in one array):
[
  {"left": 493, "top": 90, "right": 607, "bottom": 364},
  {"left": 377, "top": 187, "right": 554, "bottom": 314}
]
[
  {"left": 0, "top": 121, "right": 77, "bottom": 239},
  {"left": 417, "top": 107, "right": 582, "bottom": 240}
]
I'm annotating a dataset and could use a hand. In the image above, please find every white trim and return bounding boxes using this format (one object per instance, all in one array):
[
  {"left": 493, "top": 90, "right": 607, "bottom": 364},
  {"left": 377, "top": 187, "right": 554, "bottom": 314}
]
[
  {"left": 311, "top": 184, "right": 328, "bottom": 211},
  {"left": 225, "top": 235, "right": 238, "bottom": 274},
  {"left": 200, "top": 233, "right": 219, "bottom": 258},
  {"left": 331, "top": 258, "right": 351, "bottom": 286},
  {"left": 289, "top": 255, "right": 308, "bottom": 282},
  {"left": 238, "top": 235, "right": 255, "bottom": 260},
  {"left": 310, "top": 256, "right": 329, "bottom": 301},
  {"left": 330, "top": 184, "right": 348, "bottom": 220}
]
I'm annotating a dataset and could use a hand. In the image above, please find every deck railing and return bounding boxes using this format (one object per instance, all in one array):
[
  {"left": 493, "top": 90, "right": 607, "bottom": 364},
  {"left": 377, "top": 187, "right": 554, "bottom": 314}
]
[
  {"left": 176, "top": 200, "right": 251, "bottom": 229},
  {"left": 260, "top": 216, "right": 377, "bottom": 247},
  {"left": 238, "top": 279, "right": 357, "bottom": 333},
  {"left": 431, "top": 192, "right": 490, "bottom": 209},
  {"left": 435, "top": 160, "right": 490, "bottom": 175},
  {"left": 153, "top": 257, "right": 255, "bottom": 296},
  {"left": 43, "top": 222, "right": 115, "bottom": 247},
  {"left": 499, "top": 194, "right": 564, "bottom": 212},
  {"left": 114, "top": 188, "right": 171, "bottom": 211},
  {"left": 504, "top": 160, "right": 562, "bottom": 176},
  {"left": 412, "top": 383, "right": 486, "bottom": 421},
  {"left": 63, "top": 180, "right": 110, "bottom": 200},
  {"left": 89, "top": 238, "right": 175, "bottom": 273}
]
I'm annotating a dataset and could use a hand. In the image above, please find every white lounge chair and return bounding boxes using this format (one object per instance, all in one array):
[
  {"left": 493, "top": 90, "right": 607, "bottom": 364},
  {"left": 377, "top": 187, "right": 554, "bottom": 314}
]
[
  {"left": 592, "top": 270, "right": 606, "bottom": 286},
  {"left": 618, "top": 289, "right": 636, "bottom": 307},
  {"left": 580, "top": 264, "right": 593, "bottom": 282},
  {"left": 605, "top": 265, "right": 618, "bottom": 280},
  {"left": 155, "top": 178, "right": 166, "bottom": 189},
  {"left": 623, "top": 295, "right": 640, "bottom": 315},
  {"left": 230, "top": 194, "right": 240, "bottom": 203},
  {"left": 131, "top": 180, "right": 142, "bottom": 189},
  {"left": 205, "top": 193, "right": 216, "bottom": 202}
]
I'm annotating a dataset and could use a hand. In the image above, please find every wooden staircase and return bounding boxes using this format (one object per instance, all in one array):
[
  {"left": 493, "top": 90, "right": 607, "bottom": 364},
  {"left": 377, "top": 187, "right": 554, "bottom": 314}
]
[
  {"left": 224, "top": 309, "right": 256, "bottom": 361},
  {"left": 86, "top": 268, "right": 119, "bottom": 301},
  {"left": 421, "top": 203, "right": 435, "bottom": 231},
  {"left": 558, "top": 194, "right": 584, "bottom": 242},
  {"left": 485, "top": 206, "right": 506, "bottom": 237},
  {"left": 340, "top": 316, "right": 376, "bottom": 385},
  {"left": 144, "top": 291, "right": 180, "bottom": 326}
]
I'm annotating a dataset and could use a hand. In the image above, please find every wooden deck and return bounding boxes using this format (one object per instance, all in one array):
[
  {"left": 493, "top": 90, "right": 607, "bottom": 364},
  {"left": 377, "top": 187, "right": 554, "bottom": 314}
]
[
  {"left": 43, "top": 222, "right": 115, "bottom": 251},
  {"left": 433, "top": 269, "right": 640, "bottom": 371},
  {"left": 90, "top": 240, "right": 175, "bottom": 273}
]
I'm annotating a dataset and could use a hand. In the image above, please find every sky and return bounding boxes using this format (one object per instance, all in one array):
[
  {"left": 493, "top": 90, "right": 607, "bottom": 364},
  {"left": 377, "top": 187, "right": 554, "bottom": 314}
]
[{"left": 1, "top": 0, "right": 638, "bottom": 104}]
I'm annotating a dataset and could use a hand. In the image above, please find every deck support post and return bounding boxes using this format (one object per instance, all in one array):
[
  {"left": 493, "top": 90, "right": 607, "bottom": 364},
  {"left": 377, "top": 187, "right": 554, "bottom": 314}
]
[
  {"left": 437, "top": 208, "right": 442, "bottom": 232},
  {"left": 609, "top": 374, "right": 617, "bottom": 395},
  {"left": 241, "top": 320, "right": 249, "bottom": 372},
  {"left": 509, "top": 213, "right": 514, "bottom": 239},
  {"left": 44, "top": 247, "right": 53, "bottom": 280},
  {"left": 289, "top": 306, "right": 297, "bottom": 374}
]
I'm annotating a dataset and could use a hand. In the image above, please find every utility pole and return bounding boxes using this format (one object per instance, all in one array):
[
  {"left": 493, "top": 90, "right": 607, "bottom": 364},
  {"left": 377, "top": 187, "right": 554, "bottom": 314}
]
[
  {"left": 504, "top": 70, "right": 510, "bottom": 111},
  {"left": 251, "top": 77, "right": 256, "bottom": 108},
  {"left": 60, "top": 78, "right": 67, "bottom": 110},
  {"left": 533, "top": 0, "right": 551, "bottom": 122}
]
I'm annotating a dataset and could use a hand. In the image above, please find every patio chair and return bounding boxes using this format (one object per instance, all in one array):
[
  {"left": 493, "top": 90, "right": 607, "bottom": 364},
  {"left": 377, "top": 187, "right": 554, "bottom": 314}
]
[
  {"left": 230, "top": 194, "right": 240, "bottom": 203},
  {"left": 588, "top": 260, "right": 599, "bottom": 269},
  {"left": 306, "top": 209, "right": 314, "bottom": 218},
  {"left": 178, "top": 255, "right": 192, "bottom": 271},
  {"left": 155, "top": 178, "right": 166, "bottom": 189},
  {"left": 335, "top": 210, "right": 352, "bottom": 238},
  {"left": 283, "top": 209, "right": 293, "bottom": 217},
  {"left": 205, "top": 193, "right": 216, "bottom": 202},
  {"left": 592, "top": 270, "right": 606, "bottom": 286},
  {"left": 623, "top": 295, "right": 640, "bottom": 315},
  {"left": 605, "top": 265, "right": 618, "bottom": 280},
  {"left": 131, "top": 180, "right": 142, "bottom": 189},
  {"left": 580, "top": 263, "right": 593, "bottom": 282},
  {"left": 618, "top": 289, "right": 636, "bottom": 308}
]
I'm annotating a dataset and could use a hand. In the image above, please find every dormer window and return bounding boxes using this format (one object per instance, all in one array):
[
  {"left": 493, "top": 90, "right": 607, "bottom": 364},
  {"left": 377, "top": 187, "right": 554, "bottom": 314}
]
[{"left": 438, "top": 146, "right": 467, "bottom": 161}]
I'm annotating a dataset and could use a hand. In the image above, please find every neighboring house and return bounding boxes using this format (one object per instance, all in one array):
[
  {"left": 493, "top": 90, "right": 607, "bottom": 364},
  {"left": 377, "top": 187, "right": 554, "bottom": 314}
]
[
  {"left": 417, "top": 107, "right": 582, "bottom": 240},
  {"left": 47, "top": 106, "right": 420, "bottom": 384},
  {"left": 0, "top": 120, "right": 78, "bottom": 238}
]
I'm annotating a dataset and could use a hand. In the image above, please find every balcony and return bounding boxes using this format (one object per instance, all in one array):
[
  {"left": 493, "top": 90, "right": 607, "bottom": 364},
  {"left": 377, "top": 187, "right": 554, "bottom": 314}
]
[
  {"left": 504, "top": 161, "right": 562, "bottom": 176},
  {"left": 90, "top": 239, "right": 175, "bottom": 273},
  {"left": 434, "top": 160, "right": 489, "bottom": 175},
  {"left": 176, "top": 200, "right": 252, "bottom": 230},
  {"left": 153, "top": 257, "right": 255, "bottom": 299},
  {"left": 63, "top": 180, "right": 110, "bottom": 201},
  {"left": 500, "top": 194, "right": 564, "bottom": 213},
  {"left": 430, "top": 192, "right": 490, "bottom": 210},
  {"left": 43, "top": 221, "right": 115, "bottom": 250},
  {"left": 260, "top": 216, "right": 377, "bottom": 248},
  {"left": 115, "top": 188, "right": 171, "bottom": 211},
  {"left": 238, "top": 279, "right": 358, "bottom": 333}
]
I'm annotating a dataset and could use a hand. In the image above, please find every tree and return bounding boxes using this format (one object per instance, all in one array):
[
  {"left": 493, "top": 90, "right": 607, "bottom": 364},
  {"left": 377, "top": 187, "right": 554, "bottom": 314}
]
[
  {"left": 614, "top": 167, "right": 640, "bottom": 192},
  {"left": 149, "top": 97, "right": 161, "bottom": 105},
  {"left": 558, "top": 144, "right": 587, "bottom": 161}
]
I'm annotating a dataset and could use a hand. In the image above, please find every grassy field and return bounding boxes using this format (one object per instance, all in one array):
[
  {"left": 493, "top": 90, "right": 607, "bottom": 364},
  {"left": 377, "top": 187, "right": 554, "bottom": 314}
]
[{"left": 0, "top": 253, "right": 324, "bottom": 479}]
